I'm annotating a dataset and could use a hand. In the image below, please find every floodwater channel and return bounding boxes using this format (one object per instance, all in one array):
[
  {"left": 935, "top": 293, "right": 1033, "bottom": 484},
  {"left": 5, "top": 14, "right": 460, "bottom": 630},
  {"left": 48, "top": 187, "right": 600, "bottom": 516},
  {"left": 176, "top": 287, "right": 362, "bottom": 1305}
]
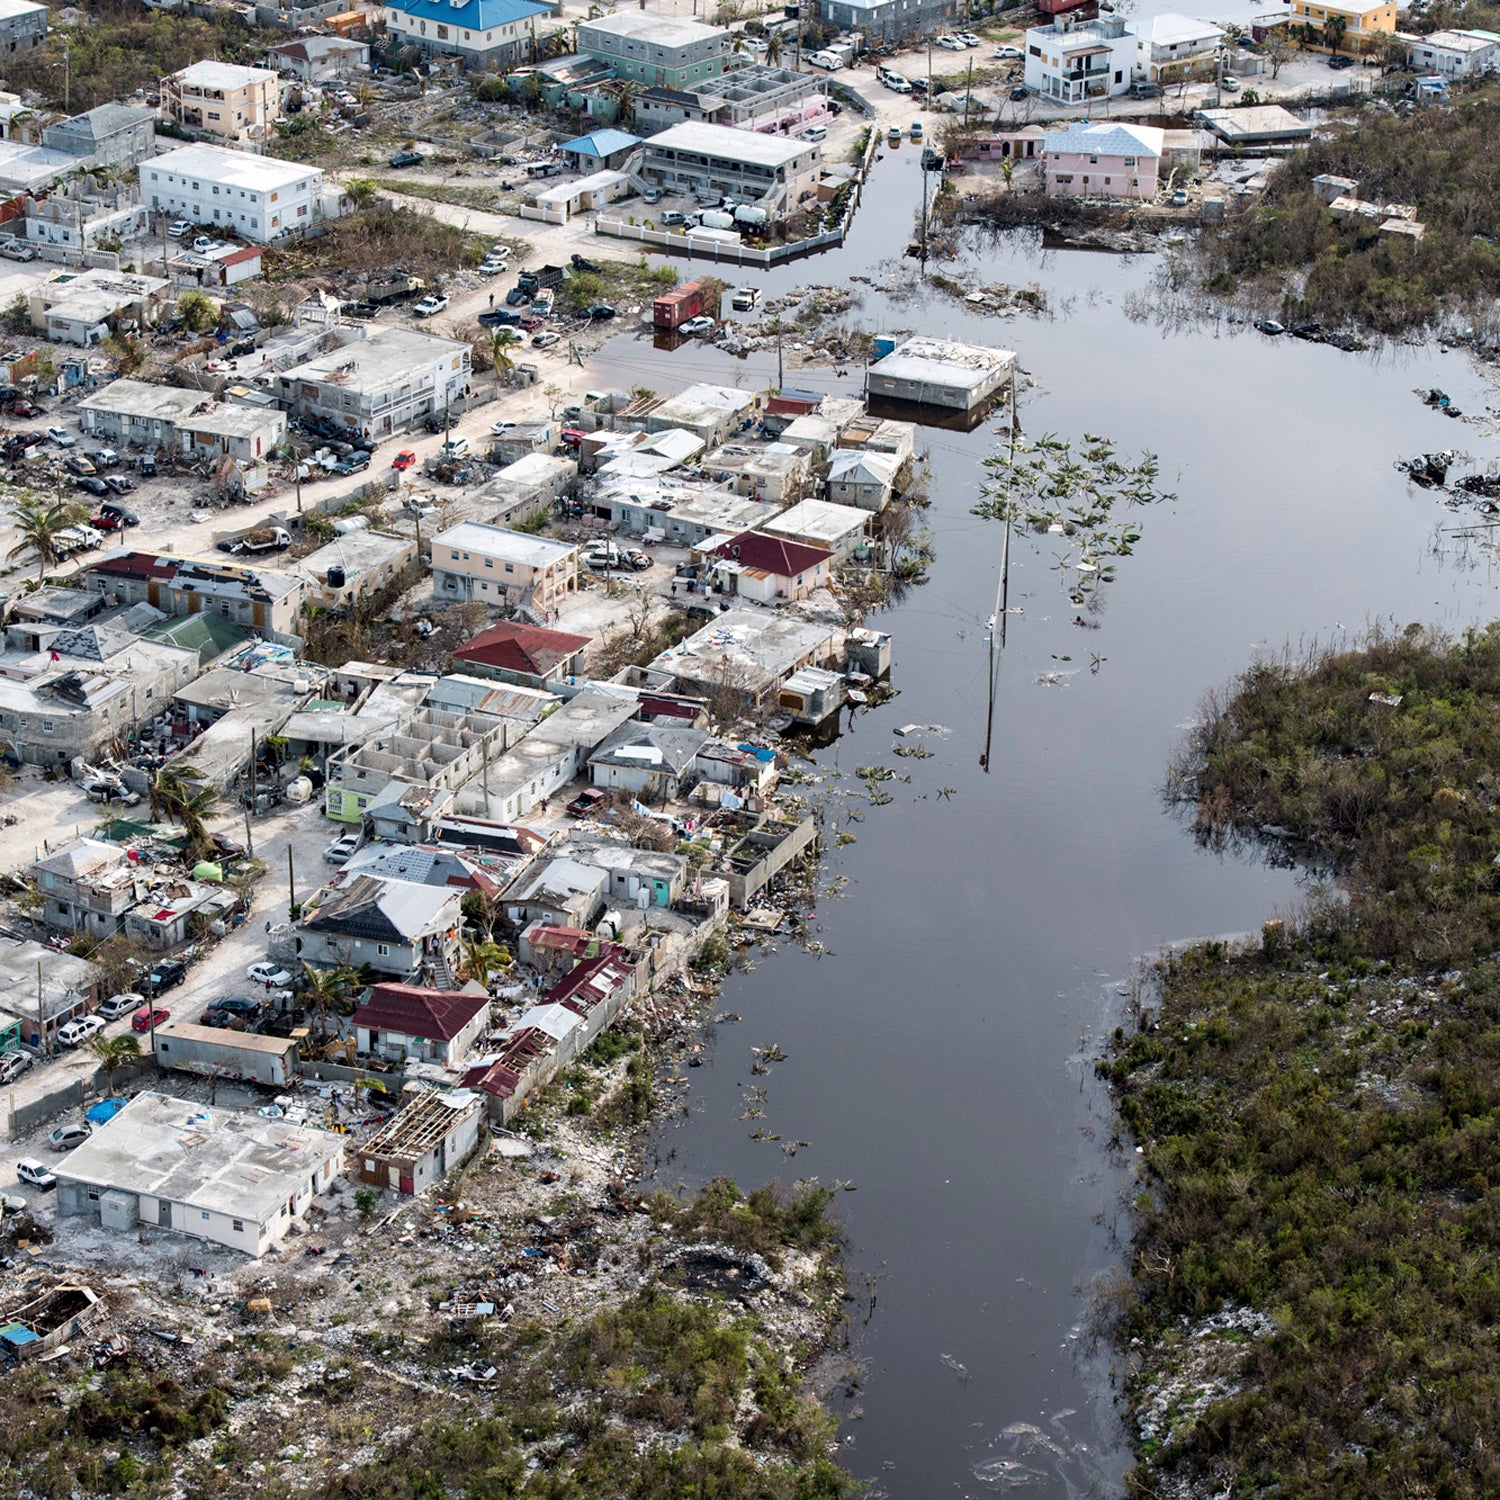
[{"left": 589, "top": 144, "right": 1500, "bottom": 1496}]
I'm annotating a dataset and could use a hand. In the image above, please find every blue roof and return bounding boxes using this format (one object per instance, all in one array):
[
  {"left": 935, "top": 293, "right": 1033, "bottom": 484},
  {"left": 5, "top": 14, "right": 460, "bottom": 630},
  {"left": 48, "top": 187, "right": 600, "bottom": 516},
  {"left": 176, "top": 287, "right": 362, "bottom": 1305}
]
[
  {"left": 391, "top": 0, "right": 551, "bottom": 29},
  {"left": 560, "top": 128, "right": 642, "bottom": 158}
]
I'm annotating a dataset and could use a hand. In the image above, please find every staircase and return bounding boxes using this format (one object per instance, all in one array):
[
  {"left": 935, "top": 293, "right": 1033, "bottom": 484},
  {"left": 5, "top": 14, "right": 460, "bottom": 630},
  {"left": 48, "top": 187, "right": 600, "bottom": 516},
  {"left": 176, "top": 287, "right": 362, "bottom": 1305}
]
[{"left": 428, "top": 951, "right": 459, "bottom": 991}]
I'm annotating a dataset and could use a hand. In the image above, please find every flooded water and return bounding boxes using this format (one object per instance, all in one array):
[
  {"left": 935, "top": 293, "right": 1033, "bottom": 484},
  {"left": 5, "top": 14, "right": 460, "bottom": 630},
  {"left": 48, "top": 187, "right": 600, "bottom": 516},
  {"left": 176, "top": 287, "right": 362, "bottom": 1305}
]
[{"left": 589, "top": 148, "right": 1500, "bottom": 1496}]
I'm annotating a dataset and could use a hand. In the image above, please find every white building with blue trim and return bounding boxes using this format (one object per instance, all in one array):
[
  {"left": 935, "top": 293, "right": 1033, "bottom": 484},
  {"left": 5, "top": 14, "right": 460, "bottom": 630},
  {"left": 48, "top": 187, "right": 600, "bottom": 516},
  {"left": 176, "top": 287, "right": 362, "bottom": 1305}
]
[{"left": 382, "top": 0, "right": 554, "bottom": 67}]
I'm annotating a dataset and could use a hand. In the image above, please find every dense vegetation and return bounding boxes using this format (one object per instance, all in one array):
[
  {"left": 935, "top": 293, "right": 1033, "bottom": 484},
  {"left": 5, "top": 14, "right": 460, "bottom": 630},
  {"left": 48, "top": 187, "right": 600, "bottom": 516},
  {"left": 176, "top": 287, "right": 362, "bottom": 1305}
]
[
  {"left": 1110, "top": 624, "right": 1500, "bottom": 1497},
  {"left": 1200, "top": 87, "right": 1500, "bottom": 332}
]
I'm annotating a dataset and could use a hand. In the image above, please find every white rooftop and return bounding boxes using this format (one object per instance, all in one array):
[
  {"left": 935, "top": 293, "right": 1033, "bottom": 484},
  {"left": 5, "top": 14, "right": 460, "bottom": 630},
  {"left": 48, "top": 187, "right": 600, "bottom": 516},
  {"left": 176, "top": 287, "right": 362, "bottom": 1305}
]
[
  {"left": 868, "top": 336, "right": 1016, "bottom": 391},
  {"left": 646, "top": 120, "right": 817, "bottom": 168},
  {"left": 277, "top": 325, "right": 468, "bottom": 391},
  {"left": 1128, "top": 13, "right": 1225, "bottom": 46},
  {"left": 149, "top": 143, "right": 320, "bottom": 193},
  {"left": 432, "top": 521, "right": 579, "bottom": 570},
  {"left": 581, "top": 12, "right": 727, "bottom": 47},
  {"left": 763, "top": 498, "right": 869, "bottom": 543},
  {"left": 54, "top": 1091, "right": 345, "bottom": 1224}
]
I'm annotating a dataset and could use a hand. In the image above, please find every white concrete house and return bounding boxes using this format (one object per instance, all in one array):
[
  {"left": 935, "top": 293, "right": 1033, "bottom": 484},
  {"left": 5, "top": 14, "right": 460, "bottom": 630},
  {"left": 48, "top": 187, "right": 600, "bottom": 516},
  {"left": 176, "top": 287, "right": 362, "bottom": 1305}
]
[{"left": 143, "top": 143, "right": 328, "bottom": 244}]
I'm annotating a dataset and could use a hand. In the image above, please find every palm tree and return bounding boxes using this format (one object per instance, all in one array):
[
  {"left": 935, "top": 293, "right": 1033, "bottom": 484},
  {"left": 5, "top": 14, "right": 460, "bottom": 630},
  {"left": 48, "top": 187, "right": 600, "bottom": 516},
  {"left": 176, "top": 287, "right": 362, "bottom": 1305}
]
[
  {"left": 148, "top": 764, "right": 217, "bottom": 861},
  {"left": 608, "top": 78, "right": 640, "bottom": 128},
  {"left": 1000, "top": 156, "right": 1016, "bottom": 194},
  {"left": 87, "top": 1034, "right": 142, "bottom": 1096},
  {"left": 461, "top": 938, "right": 511, "bottom": 987},
  {"left": 8, "top": 499, "right": 78, "bottom": 586},
  {"left": 1324, "top": 13, "right": 1347, "bottom": 54},
  {"left": 490, "top": 327, "right": 521, "bottom": 382},
  {"left": 765, "top": 32, "right": 784, "bottom": 68},
  {"left": 301, "top": 962, "right": 360, "bottom": 1041}
]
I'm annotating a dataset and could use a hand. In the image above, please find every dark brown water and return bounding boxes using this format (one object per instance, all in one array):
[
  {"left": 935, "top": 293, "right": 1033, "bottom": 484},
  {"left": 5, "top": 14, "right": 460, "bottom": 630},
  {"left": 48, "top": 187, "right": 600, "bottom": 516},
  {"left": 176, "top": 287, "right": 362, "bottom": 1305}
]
[{"left": 589, "top": 147, "right": 1500, "bottom": 1497}]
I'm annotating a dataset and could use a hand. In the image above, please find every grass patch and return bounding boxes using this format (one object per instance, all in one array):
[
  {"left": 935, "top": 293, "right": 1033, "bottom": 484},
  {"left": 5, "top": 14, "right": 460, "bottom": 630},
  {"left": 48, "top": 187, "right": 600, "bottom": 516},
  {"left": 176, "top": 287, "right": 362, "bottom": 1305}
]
[
  {"left": 263, "top": 206, "right": 493, "bottom": 284},
  {"left": 382, "top": 177, "right": 510, "bottom": 213},
  {"left": 1112, "top": 621, "right": 1500, "bottom": 1497}
]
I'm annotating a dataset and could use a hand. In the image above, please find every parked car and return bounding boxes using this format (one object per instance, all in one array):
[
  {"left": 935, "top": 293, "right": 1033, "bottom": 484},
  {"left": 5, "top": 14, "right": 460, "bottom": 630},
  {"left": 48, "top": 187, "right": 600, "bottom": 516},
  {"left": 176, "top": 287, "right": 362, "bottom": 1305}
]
[
  {"left": 214, "top": 994, "right": 267, "bottom": 1017},
  {"left": 994, "top": 44, "right": 1022, "bottom": 59},
  {"left": 191, "top": 234, "right": 215, "bottom": 254},
  {"left": 391, "top": 448, "right": 417, "bottom": 470},
  {"left": 1328, "top": 52, "right": 1355, "bottom": 69},
  {"left": 16, "top": 1159, "right": 57, "bottom": 1192},
  {"left": 0, "top": 1051, "right": 32, "bottom": 1084},
  {"left": 680, "top": 315, "right": 716, "bottom": 336},
  {"left": 505, "top": 286, "right": 531, "bottom": 306},
  {"left": 90, "top": 512, "right": 124, "bottom": 532},
  {"left": 45, "top": 425, "right": 76, "bottom": 448},
  {"left": 324, "top": 832, "right": 361, "bottom": 864},
  {"left": 440, "top": 434, "right": 470, "bottom": 458},
  {"left": 247, "top": 962, "right": 293, "bottom": 988},
  {"left": 334, "top": 450, "right": 372, "bottom": 474},
  {"left": 413, "top": 294, "right": 449, "bottom": 317},
  {"left": 388, "top": 150, "right": 423, "bottom": 168},
  {"left": 57, "top": 1016, "right": 106, "bottom": 1047},
  {"left": 1220, "top": 76, "right": 1241, "bottom": 92},
  {"left": 65, "top": 454, "right": 96, "bottom": 477},
  {"left": 1170, "top": 189, "right": 1190, "bottom": 207},
  {"left": 76, "top": 477, "right": 109, "bottom": 497},
  {"left": 145, "top": 958, "right": 187, "bottom": 995},
  {"left": 102, "top": 475, "right": 135, "bottom": 497},
  {"left": 660, "top": 210, "right": 690, "bottom": 227},
  {"left": 48, "top": 1122, "right": 93, "bottom": 1152},
  {"left": 478, "top": 257, "right": 508, "bottom": 275},
  {"left": 0, "top": 240, "right": 37, "bottom": 261},
  {"left": 9, "top": 398, "right": 39, "bottom": 418},
  {"left": 532, "top": 330, "right": 561, "bottom": 349},
  {"left": 131, "top": 1006, "right": 170, "bottom": 1033},
  {"left": 958, "top": 31, "right": 982, "bottom": 46},
  {"left": 1010, "top": 85, "right": 1030, "bottom": 101},
  {"left": 101, "top": 500, "right": 138, "bottom": 524},
  {"left": 211, "top": 832, "right": 246, "bottom": 857},
  {"left": 582, "top": 304, "right": 616, "bottom": 321},
  {"left": 89, "top": 448, "right": 119, "bottom": 468},
  {"left": 98, "top": 991, "right": 144, "bottom": 1021},
  {"left": 167, "top": 219, "right": 192, "bottom": 238},
  {"left": 517, "top": 315, "right": 545, "bottom": 333},
  {"left": 566, "top": 788, "right": 608, "bottom": 818},
  {"left": 731, "top": 285, "right": 760, "bottom": 311},
  {"left": 936, "top": 34, "right": 966, "bottom": 49}
]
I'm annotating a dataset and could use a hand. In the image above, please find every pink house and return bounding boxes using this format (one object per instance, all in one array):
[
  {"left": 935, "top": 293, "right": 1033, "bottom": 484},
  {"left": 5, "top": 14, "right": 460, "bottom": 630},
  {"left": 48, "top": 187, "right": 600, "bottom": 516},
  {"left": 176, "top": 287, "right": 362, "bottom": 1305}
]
[{"left": 1041, "top": 121, "right": 1164, "bottom": 201}]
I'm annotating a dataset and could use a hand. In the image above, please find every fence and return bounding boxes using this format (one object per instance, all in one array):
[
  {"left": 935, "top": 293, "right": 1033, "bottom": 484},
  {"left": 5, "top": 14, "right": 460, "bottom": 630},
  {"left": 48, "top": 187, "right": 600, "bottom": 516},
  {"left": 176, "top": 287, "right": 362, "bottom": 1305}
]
[{"left": 7, "top": 1077, "right": 83, "bottom": 1141}]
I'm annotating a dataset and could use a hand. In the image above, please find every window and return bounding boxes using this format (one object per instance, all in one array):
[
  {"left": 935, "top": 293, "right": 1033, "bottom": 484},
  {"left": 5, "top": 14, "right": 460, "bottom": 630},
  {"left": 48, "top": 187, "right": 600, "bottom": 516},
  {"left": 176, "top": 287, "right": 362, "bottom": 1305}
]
[
  {"left": 233, "top": 1218, "right": 244, "bottom": 1232},
  {"left": 41, "top": 718, "right": 52, "bottom": 732},
  {"left": 201, "top": 1211, "right": 211, "bottom": 1221},
  {"left": 484, "top": 557, "right": 493, "bottom": 568},
  {"left": 504, "top": 562, "right": 514, "bottom": 573},
  {"left": 376, "top": 942, "right": 391, "bottom": 957}
]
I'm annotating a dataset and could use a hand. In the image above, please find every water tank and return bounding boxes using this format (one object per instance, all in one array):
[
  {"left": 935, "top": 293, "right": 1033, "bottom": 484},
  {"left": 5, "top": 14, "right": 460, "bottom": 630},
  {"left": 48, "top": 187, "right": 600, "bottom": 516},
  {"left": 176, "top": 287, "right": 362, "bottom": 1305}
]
[
  {"left": 873, "top": 336, "right": 897, "bottom": 358},
  {"left": 326, "top": 564, "right": 346, "bottom": 589},
  {"left": 333, "top": 515, "right": 369, "bottom": 535},
  {"left": 285, "top": 777, "right": 313, "bottom": 805}
]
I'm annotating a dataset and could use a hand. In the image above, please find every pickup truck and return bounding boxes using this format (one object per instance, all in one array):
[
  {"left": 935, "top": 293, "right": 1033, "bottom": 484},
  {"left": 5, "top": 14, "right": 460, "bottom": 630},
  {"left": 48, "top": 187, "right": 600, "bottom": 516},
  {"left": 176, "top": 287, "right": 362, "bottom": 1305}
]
[{"left": 54, "top": 524, "right": 104, "bottom": 556}]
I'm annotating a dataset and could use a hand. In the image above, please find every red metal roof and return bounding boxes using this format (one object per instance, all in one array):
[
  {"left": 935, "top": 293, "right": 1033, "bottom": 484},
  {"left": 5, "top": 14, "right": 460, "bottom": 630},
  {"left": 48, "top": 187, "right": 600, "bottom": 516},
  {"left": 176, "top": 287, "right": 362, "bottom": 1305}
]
[
  {"left": 354, "top": 983, "right": 488, "bottom": 1042},
  {"left": 454, "top": 620, "right": 591, "bottom": 677},
  {"left": 87, "top": 551, "right": 179, "bottom": 581},
  {"left": 710, "top": 530, "right": 833, "bottom": 578}
]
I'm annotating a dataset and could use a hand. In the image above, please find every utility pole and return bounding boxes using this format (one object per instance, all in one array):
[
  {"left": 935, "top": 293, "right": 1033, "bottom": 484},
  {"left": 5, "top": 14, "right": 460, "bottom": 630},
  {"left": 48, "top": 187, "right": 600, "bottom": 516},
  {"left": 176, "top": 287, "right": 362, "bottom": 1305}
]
[
  {"left": 775, "top": 320, "right": 784, "bottom": 391},
  {"left": 249, "top": 728, "right": 257, "bottom": 819},
  {"left": 286, "top": 845, "right": 295, "bottom": 917}
]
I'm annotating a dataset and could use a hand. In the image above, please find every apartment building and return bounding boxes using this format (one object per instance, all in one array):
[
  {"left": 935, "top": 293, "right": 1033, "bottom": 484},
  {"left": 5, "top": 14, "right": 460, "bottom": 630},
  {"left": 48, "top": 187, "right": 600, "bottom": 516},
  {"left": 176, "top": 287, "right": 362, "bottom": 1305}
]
[
  {"left": 161, "top": 61, "right": 282, "bottom": 143},
  {"left": 577, "top": 12, "right": 731, "bottom": 88},
  {"left": 382, "top": 0, "right": 553, "bottom": 68},
  {"left": 430, "top": 522, "right": 579, "bottom": 614},
  {"left": 640, "top": 121, "right": 821, "bottom": 214},
  {"left": 143, "top": 143, "right": 325, "bottom": 244}
]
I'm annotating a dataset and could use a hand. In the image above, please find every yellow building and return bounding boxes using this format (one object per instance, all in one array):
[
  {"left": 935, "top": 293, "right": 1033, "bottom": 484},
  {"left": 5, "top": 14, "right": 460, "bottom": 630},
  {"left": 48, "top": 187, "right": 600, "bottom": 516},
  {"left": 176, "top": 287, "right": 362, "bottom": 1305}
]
[
  {"left": 1289, "top": 0, "right": 1397, "bottom": 53},
  {"left": 431, "top": 522, "right": 579, "bottom": 613},
  {"left": 160, "top": 62, "right": 282, "bottom": 144}
]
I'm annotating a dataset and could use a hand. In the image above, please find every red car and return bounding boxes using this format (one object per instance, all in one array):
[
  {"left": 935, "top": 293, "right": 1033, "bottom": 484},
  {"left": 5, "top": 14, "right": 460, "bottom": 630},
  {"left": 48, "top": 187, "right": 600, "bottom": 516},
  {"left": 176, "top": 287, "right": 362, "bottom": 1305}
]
[
  {"left": 517, "top": 315, "right": 544, "bottom": 332},
  {"left": 10, "top": 399, "right": 39, "bottom": 418},
  {"left": 131, "top": 1006, "right": 170, "bottom": 1032},
  {"left": 89, "top": 512, "right": 125, "bottom": 532},
  {"left": 391, "top": 449, "right": 417, "bottom": 470}
]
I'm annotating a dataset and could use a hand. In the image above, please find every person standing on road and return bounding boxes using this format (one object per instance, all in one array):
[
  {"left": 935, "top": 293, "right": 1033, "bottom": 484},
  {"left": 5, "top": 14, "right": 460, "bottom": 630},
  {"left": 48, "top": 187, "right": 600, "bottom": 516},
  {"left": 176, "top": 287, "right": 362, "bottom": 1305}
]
[{"left": 489, "top": 292, "right": 495, "bottom": 308}]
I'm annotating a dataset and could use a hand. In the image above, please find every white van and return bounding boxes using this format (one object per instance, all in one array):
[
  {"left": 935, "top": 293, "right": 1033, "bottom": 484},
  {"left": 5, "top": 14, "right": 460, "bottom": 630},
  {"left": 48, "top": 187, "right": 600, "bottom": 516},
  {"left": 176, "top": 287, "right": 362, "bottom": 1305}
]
[
  {"left": 804, "top": 124, "right": 828, "bottom": 143},
  {"left": 808, "top": 50, "right": 845, "bottom": 71}
]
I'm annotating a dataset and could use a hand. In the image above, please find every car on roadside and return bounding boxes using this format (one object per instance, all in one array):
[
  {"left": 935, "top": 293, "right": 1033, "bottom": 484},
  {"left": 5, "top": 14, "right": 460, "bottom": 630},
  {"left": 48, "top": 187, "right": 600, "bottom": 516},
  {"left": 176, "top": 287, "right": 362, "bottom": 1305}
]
[
  {"left": 994, "top": 44, "right": 1022, "bottom": 59},
  {"left": 531, "top": 330, "right": 561, "bottom": 349},
  {"left": 45, "top": 425, "right": 75, "bottom": 448},
  {"left": 413, "top": 294, "right": 449, "bottom": 318},
  {"left": 167, "top": 219, "right": 192, "bottom": 238},
  {"left": 98, "top": 991, "right": 144, "bottom": 1021},
  {"left": 211, "top": 832, "right": 246, "bottom": 857},
  {"left": 1220, "top": 76, "right": 1241, "bottom": 92},
  {"left": 566, "top": 788, "right": 608, "bottom": 819},
  {"left": 48, "top": 1122, "right": 93, "bottom": 1151},
  {"left": 16, "top": 1159, "right": 56, "bottom": 1192},
  {"left": 131, "top": 1006, "right": 170, "bottom": 1033},
  {"left": 324, "top": 832, "right": 361, "bottom": 865},
  {"left": 0, "top": 1051, "right": 32, "bottom": 1084},
  {"left": 101, "top": 499, "right": 138, "bottom": 524},
  {"left": 479, "top": 258, "right": 508, "bottom": 276},
  {"left": 247, "top": 963, "right": 293, "bottom": 988},
  {"left": 391, "top": 448, "right": 417, "bottom": 470},
  {"left": 389, "top": 150, "right": 424, "bottom": 168},
  {"left": 1328, "top": 52, "right": 1355, "bottom": 69},
  {"left": 478, "top": 308, "right": 521, "bottom": 327},
  {"left": 439, "top": 434, "right": 470, "bottom": 458},
  {"left": 680, "top": 315, "right": 716, "bottom": 336},
  {"left": 1010, "top": 85, "right": 1030, "bottom": 101},
  {"left": 0, "top": 240, "right": 37, "bottom": 261},
  {"left": 57, "top": 1016, "right": 106, "bottom": 1048},
  {"left": 145, "top": 958, "right": 187, "bottom": 995},
  {"left": 334, "top": 450, "right": 372, "bottom": 475},
  {"left": 9, "top": 398, "right": 40, "bottom": 418}
]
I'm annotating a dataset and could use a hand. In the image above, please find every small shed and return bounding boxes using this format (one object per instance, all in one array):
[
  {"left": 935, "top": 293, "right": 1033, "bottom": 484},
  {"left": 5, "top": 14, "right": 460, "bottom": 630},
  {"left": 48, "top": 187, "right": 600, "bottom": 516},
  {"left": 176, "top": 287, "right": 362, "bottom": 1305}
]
[{"left": 355, "top": 1087, "right": 485, "bottom": 1195}]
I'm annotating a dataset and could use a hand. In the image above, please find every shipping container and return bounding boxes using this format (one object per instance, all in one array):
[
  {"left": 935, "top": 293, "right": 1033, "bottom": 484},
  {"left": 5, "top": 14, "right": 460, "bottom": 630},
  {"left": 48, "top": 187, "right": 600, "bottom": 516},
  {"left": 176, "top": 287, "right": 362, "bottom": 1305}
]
[
  {"left": 154, "top": 1022, "right": 301, "bottom": 1088},
  {"left": 652, "top": 279, "right": 707, "bottom": 330}
]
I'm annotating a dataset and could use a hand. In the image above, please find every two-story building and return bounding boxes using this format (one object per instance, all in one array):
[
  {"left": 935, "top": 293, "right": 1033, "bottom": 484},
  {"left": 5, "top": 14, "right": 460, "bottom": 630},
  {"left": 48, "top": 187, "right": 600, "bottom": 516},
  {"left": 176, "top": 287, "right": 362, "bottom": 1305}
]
[
  {"left": 382, "top": 0, "right": 554, "bottom": 69},
  {"left": 33, "top": 838, "right": 143, "bottom": 940},
  {"left": 1288, "top": 0, "right": 1397, "bottom": 53},
  {"left": 1131, "top": 14, "right": 1224, "bottom": 83},
  {"left": 0, "top": 0, "right": 47, "bottom": 55},
  {"left": 81, "top": 552, "right": 306, "bottom": 639},
  {"left": 296, "top": 875, "right": 464, "bottom": 983},
  {"left": 161, "top": 62, "right": 282, "bottom": 143},
  {"left": 577, "top": 12, "right": 730, "bottom": 88},
  {"left": 1024, "top": 18, "right": 1137, "bottom": 102},
  {"left": 816, "top": 0, "right": 955, "bottom": 45},
  {"left": 270, "top": 326, "right": 472, "bottom": 442},
  {"left": 143, "top": 143, "right": 327, "bottom": 245},
  {"left": 1405, "top": 28, "right": 1500, "bottom": 75},
  {"left": 430, "top": 522, "right": 578, "bottom": 614},
  {"left": 1042, "top": 121, "right": 1164, "bottom": 202},
  {"left": 640, "top": 121, "right": 821, "bottom": 216},
  {"left": 42, "top": 103, "right": 157, "bottom": 170}
]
